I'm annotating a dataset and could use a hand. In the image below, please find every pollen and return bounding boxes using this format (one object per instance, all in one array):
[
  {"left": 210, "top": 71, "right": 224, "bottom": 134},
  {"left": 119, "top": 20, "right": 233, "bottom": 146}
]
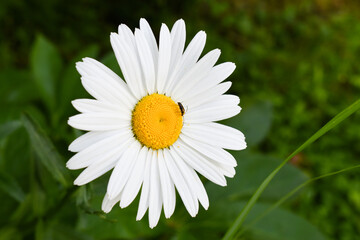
[{"left": 132, "top": 93, "right": 183, "bottom": 150}]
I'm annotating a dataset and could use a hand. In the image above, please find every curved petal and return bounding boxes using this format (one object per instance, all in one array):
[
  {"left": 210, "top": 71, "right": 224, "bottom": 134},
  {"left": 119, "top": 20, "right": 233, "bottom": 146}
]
[
  {"left": 110, "top": 33, "right": 145, "bottom": 99},
  {"left": 71, "top": 99, "right": 130, "bottom": 115},
  {"left": 102, "top": 192, "right": 122, "bottom": 213},
  {"left": 180, "top": 134, "right": 237, "bottom": 167},
  {"left": 76, "top": 58, "right": 136, "bottom": 108},
  {"left": 148, "top": 150, "right": 162, "bottom": 228},
  {"left": 139, "top": 18, "right": 158, "bottom": 70},
  {"left": 163, "top": 148, "right": 197, "bottom": 217},
  {"left": 156, "top": 24, "right": 172, "bottom": 94},
  {"left": 158, "top": 149, "right": 176, "bottom": 218},
  {"left": 169, "top": 147, "right": 209, "bottom": 210},
  {"left": 165, "top": 31, "right": 206, "bottom": 95},
  {"left": 136, "top": 149, "right": 153, "bottom": 221},
  {"left": 68, "top": 112, "right": 131, "bottom": 131},
  {"left": 182, "top": 122, "right": 246, "bottom": 150},
  {"left": 184, "top": 95, "right": 241, "bottom": 123},
  {"left": 67, "top": 129, "right": 132, "bottom": 169},
  {"left": 182, "top": 82, "right": 232, "bottom": 109},
  {"left": 73, "top": 138, "right": 132, "bottom": 185},
  {"left": 68, "top": 130, "right": 118, "bottom": 153},
  {"left": 173, "top": 139, "right": 226, "bottom": 186},
  {"left": 135, "top": 29, "right": 156, "bottom": 94},
  {"left": 107, "top": 139, "right": 141, "bottom": 199},
  {"left": 120, "top": 146, "right": 148, "bottom": 208},
  {"left": 182, "top": 62, "right": 236, "bottom": 100},
  {"left": 172, "top": 49, "right": 221, "bottom": 101},
  {"left": 169, "top": 19, "right": 186, "bottom": 73}
]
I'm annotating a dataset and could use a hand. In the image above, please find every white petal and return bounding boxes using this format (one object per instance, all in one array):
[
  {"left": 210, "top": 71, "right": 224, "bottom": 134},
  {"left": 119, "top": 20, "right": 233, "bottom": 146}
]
[
  {"left": 69, "top": 130, "right": 117, "bottom": 152},
  {"left": 76, "top": 58, "right": 136, "bottom": 108},
  {"left": 68, "top": 112, "right": 130, "bottom": 131},
  {"left": 118, "top": 24, "right": 136, "bottom": 48},
  {"left": 110, "top": 33, "right": 145, "bottom": 99},
  {"left": 139, "top": 18, "right": 158, "bottom": 70},
  {"left": 182, "top": 62, "right": 236, "bottom": 100},
  {"left": 182, "top": 82, "right": 232, "bottom": 108},
  {"left": 217, "top": 164, "right": 236, "bottom": 178},
  {"left": 172, "top": 49, "right": 221, "bottom": 101},
  {"left": 163, "top": 148, "right": 197, "bottom": 217},
  {"left": 169, "top": 19, "right": 186, "bottom": 72},
  {"left": 185, "top": 95, "right": 241, "bottom": 123},
  {"left": 71, "top": 99, "right": 130, "bottom": 114},
  {"left": 165, "top": 31, "right": 206, "bottom": 95},
  {"left": 136, "top": 149, "right": 153, "bottom": 221},
  {"left": 173, "top": 140, "right": 226, "bottom": 186},
  {"left": 148, "top": 150, "right": 162, "bottom": 228},
  {"left": 67, "top": 129, "right": 132, "bottom": 169},
  {"left": 107, "top": 140, "right": 141, "bottom": 199},
  {"left": 169, "top": 147, "right": 209, "bottom": 210},
  {"left": 158, "top": 150, "right": 176, "bottom": 218},
  {"left": 134, "top": 29, "right": 156, "bottom": 94},
  {"left": 180, "top": 134, "right": 237, "bottom": 167},
  {"left": 79, "top": 76, "right": 131, "bottom": 110},
  {"left": 73, "top": 138, "right": 132, "bottom": 185},
  {"left": 156, "top": 24, "right": 172, "bottom": 94},
  {"left": 102, "top": 192, "right": 122, "bottom": 213},
  {"left": 120, "top": 146, "right": 148, "bottom": 208},
  {"left": 182, "top": 122, "right": 247, "bottom": 150}
]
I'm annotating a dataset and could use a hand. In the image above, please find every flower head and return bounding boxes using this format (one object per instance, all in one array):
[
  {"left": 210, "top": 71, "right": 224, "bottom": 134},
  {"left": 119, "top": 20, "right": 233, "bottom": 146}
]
[{"left": 67, "top": 18, "right": 246, "bottom": 228}]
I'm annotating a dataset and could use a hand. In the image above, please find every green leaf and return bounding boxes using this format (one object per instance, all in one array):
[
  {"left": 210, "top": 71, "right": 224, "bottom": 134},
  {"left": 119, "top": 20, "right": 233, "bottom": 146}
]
[
  {"left": 223, "top": 98, "right": 360, "bottom": 240},
  {"left": 207, "top": 152, "right": 308, "bottom": 202},
  {"left": 0, "top": 69, "right": 38, "bottom": 104},
  {"left": 10, "top": 194, "right": 34, "bottom": 224},
  {"left": 0, "top": 170, "right": 25, "bottom": 202},
  {"left": 36, "top": 220, "right": 91, "bottom": 240},
  {"left": 239, "top": 164, "right": 360, "bottom": 238},
  {"left": 223, "top": 101, "right": 273, "bottom": 146},
  {"left": 30, "top": 34, "right": 62, "bottom": 110},
  {"left": 0, "top": 227, "right": 22, "bottom": 240},
  {"left": 172, "top": 231, "right": 198, "bottom": 240},
  {"left": 0, "top": 120, "right": 22, "bottom": 141},
  {"left": 242, "top": 203, "right": 326, "bottom": 240},
  {"left": 22, "top": 113, "right": 71, "bottom": 187},
  {"left": 189, "top": 201, "right": 326, "bottom": 240},
  {"left": 77, "top": 194, "right": 164, "bottom": 239}
]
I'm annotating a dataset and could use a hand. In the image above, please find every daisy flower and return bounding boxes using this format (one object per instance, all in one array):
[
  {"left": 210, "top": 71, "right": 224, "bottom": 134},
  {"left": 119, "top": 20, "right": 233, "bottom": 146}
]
[{"left": 67, "top": 18, "right": 247, "bottom": 228}]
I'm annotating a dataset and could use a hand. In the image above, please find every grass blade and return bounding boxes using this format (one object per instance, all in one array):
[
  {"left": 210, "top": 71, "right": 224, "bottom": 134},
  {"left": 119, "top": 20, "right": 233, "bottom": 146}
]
[{"left": 223, "top": 98, "right": 360, "bottom": 240}]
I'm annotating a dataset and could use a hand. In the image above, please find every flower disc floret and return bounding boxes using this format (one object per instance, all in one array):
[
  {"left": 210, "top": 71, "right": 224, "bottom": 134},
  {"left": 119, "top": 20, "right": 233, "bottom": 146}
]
[{"left": 132, "top": 93, "right": 183, "bottom": 150}]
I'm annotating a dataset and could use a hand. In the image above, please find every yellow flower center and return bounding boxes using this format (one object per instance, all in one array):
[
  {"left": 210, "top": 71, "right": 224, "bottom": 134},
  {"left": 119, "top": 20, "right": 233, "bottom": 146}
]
[{"left": 132, "top": 93, "right": 183, "bottom": 150}]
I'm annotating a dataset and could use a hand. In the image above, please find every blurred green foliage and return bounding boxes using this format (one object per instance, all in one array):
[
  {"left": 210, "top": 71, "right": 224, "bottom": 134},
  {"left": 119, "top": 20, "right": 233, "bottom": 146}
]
[{"left": 1, "top": 0, "right": 360, "bottom": 239}]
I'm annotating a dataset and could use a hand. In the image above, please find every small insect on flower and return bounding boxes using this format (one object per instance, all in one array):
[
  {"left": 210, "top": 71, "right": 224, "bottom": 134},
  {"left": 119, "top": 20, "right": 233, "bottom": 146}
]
[
  {"left": 178, "top": 102, "right": 185, "bottom": 116},
  {"left": 67, "top": 18, "right": 247, "bottom": 229}
]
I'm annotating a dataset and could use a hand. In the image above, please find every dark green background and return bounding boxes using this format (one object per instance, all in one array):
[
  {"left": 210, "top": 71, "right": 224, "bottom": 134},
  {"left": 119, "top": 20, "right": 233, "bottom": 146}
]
[{"left": 1, "top": 0, "right": 360, "bottom": 239}]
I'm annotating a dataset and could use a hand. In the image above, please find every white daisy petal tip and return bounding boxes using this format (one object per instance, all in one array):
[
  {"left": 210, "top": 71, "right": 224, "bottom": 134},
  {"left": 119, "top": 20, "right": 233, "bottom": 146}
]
[{"left": 67, "top": 18, "right": 246, "bottom": 228}]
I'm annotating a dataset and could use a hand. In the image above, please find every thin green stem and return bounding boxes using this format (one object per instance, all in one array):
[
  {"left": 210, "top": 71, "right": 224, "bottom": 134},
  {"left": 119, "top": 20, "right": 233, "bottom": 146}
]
[{"left": 222, "top": 98, "right": 360, "bottom": 240}]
